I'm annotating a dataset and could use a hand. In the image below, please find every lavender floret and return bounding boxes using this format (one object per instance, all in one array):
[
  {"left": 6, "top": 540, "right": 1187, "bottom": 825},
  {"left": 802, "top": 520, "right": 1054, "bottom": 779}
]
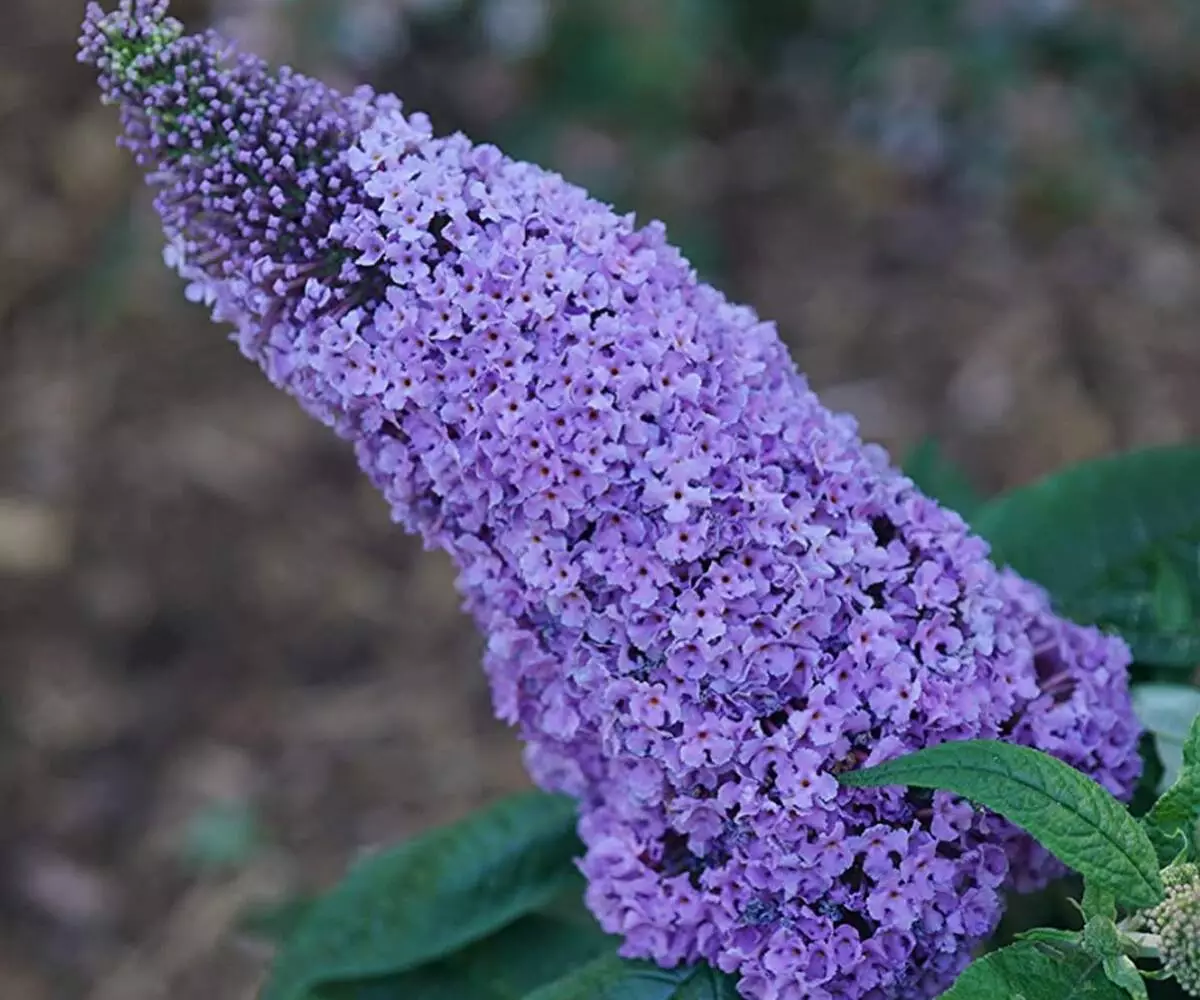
[{"left": 80, "top": 5, "right": 1142, "bottom": 998}]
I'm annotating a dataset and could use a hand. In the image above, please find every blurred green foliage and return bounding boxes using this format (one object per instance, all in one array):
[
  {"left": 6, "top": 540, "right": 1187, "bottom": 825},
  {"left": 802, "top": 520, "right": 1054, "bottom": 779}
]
[{"left": 178, "top": 800, "right": 264, "bottom": 873}]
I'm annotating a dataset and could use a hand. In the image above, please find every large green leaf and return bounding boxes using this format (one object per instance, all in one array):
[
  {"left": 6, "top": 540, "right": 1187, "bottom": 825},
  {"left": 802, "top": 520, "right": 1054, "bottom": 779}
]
[
  {"left": 1142, "top": 712, "right": 1200, "bottom": 865},
  {"left": 902, "top": 437, "right": 983, "bottom": 520},
  {"left": 263, "top": 792, "right": 583, "bottom": 1000},
  {"left": 971, "top": 446, "right": 1200, "bottom": 667},
  {"left": 838, "top": 740, "right": 1163, "bottom": 908},
  {"left": 973, "top": 445, "right": 1200, "bottom": 600},
  {"left": 1061, "top": 539, "right": 1200, "bottom": 668},
  {"left": 524, "top": 954, "right": 740, "bottom": 1000},
  {"left": 316, "top": 913, "right": 615, "bottom": 1000},
  {"left": 941, "top": 942, "right": 1127, "bottom": 1000}
]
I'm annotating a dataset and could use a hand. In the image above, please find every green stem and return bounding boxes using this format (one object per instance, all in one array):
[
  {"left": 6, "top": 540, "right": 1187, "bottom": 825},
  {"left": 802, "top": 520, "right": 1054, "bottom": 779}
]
[{"left": 1120, "top": 929, "right": 1164, "bottom": 960}]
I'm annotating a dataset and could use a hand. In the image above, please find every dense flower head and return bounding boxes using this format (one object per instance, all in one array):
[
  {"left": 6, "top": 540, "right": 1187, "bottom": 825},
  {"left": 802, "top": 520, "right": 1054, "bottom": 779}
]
[
  {"left": 1141, "top": 863, "right": 1200, "bottom": 997},
  {"left": 81, "top": 4, "right": 1142, "bottom": 998}
]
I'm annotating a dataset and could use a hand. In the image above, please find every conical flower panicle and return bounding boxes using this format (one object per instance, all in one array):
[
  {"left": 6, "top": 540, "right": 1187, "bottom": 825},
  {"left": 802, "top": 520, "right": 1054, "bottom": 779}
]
[{"left": 81, "top": 5, "right": 1143, "bottom": 998}]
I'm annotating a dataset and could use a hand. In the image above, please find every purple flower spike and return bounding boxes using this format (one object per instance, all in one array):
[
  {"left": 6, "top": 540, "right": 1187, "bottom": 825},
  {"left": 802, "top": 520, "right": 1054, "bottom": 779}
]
[{"left": 81, "top": 5, "right": 1142, "bottom": 998}]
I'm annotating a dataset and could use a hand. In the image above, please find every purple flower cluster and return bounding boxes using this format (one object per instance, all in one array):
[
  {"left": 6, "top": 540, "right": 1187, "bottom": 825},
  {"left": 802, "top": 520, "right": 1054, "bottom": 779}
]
[{"left": 81, "top": 4, "right": 1142, "bottom": 998}]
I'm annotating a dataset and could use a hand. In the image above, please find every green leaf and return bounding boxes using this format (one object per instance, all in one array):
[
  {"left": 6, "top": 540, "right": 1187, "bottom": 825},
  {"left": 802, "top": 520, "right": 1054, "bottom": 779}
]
[
  {"left": 1112, "top": 627, "right": 1200, "bottom": 669},
  {"left": 941, "top": 941, "right": 1128, "bottom": 1000},
  {"left": 1153, "top": 551, "right": 1194, "bottom": 634},
  {"left": 973, "top": 448, "right": 1200, "bottom": 666},
  {"left": 973, "top": 445, "right": 1200, "bottom": 602},
  {"left": 1081, "top": 916, "right": 1123, "bottom": 961},
  {"left": 524, "top": 954, "right": 740, "bottom": 1000},
  {"left": 1080, "top": 881, "right": 1116, "bottom": 922},
  {"left": 316, "top": 913, "right": 615, "bottom": 1000},
  {"left": 1099, "top": 956, "right": 1148, "bottom": 1000},
  {"left": 534, "top": 873, "right": 602, "bottom": 929},
  {"left": 1061, "top": 547, "right": 1200, "bottom": 668},
  {"left": 838, "top": 740, "right": 1164, "bottom": 908},
  {"left": 1142, "top": 713, "right": 1200, "bottom": 865},
  {"left": 1131, "top": 684, "right": 1200, "bottom": 789},
  {"left": 902, "top": 438, "right": 983, "bottom": 519},
  {"left": 262, "top": 792, "right": 583, "bottom": 1000}
]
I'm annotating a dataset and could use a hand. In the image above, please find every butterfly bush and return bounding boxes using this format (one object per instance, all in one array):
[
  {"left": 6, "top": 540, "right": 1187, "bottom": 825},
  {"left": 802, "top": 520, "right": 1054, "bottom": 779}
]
[{"left": 81, "top": 4, "right": 1142, "bottom": 997}]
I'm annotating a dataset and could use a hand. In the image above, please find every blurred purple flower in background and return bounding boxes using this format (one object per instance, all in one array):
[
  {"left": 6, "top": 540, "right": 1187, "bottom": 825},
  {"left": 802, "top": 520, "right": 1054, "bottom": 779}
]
[{"left": 80, "top": 3, "right": 1142, "bottom": 997}]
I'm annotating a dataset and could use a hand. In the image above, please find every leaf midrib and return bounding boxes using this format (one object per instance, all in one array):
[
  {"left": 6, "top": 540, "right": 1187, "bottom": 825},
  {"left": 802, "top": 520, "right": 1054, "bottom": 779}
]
[
  {"left": 844, "top": 746, "right": 1160, "bottom": 904},
  {"left": 888, "top": 757, "right": 1154, "bottom": 894}
]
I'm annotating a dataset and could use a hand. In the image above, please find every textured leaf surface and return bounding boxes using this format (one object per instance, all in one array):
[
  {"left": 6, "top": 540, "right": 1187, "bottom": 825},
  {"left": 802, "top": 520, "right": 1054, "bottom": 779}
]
[
  {"left": 902, "top": 438, "right": 982, "bottom": 519},
  {"left": 1081, "top": 916, "right": 1123, "bottom": 962},
  {"left": 263, "top": 792, "right": 583, "bottom": 1000},
  {"left": 524, "top": 954, "right": 740, "bottom": 1000},
  {"left": 839, "top": 740, "right": 1163, "bottom": 907},
  {"left": 941, "top": 942, "right": 1128, "bottom": 1000},
  {"left": 1080, "top": 881, "right": 1116, "bottom": 922},
  {"left": 1142, "top": 711, "right": 1200, "bottom": 865},
  {"left": 316, "top": 913, "right": 615, "bottom": 1000}
]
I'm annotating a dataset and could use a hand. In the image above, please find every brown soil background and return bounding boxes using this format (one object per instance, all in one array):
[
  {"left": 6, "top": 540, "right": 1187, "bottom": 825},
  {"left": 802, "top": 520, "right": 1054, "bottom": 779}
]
[{"left": 2, "top": 1, "right": 1199, "bottom": 998}]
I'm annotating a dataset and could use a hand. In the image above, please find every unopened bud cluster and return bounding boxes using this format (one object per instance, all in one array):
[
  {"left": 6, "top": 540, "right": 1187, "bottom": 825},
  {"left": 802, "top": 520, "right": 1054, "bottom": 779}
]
[{"left": 1142, "top": 864, "right": 1200, "bottom": 997}]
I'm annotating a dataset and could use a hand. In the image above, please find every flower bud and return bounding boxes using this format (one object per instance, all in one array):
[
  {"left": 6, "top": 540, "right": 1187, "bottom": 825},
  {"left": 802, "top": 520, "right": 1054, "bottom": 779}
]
[{"left": 1144, "top": 863, "right": 1200, "bottom": 997}]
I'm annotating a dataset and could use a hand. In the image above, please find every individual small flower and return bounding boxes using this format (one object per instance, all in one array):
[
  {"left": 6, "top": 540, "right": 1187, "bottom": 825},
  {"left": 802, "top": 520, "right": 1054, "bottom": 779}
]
[{"left": 81, "top": 5, "right": 1144, "bottom": 998}]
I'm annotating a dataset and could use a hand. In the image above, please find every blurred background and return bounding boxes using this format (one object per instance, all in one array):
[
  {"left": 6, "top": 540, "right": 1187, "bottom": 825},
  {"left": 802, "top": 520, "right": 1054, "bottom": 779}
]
[{"left": 3, "top": 0, "right": 1200, "bottom": 997}]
